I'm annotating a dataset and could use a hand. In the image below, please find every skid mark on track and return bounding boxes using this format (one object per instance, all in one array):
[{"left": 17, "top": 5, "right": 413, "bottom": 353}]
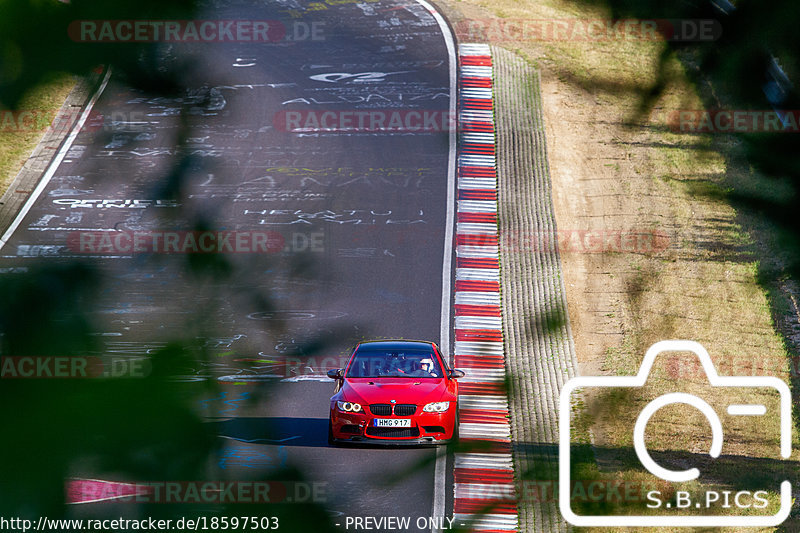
[
  {"left": 218, "top": 445, "right": 288, "bottom": 470},
  {"left": 200, "top": 391, "right": 251, "bottom": 414}
]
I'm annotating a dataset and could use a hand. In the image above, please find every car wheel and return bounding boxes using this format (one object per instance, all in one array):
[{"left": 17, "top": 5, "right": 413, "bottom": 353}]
[{"left": 327, "top": 418, "right": 335, "bottom": 446}]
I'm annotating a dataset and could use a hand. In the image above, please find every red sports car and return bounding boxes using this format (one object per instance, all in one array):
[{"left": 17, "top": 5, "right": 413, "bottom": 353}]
[{"left": 327, "top": 340, "right": 464, "bottom": 445}]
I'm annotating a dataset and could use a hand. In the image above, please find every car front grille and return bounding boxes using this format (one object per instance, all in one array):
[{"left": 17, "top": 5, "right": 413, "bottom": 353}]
[
  {"left": 369, "top": 404, "right": 417, "bottom": 416},
  {"left": 366, "top": 427, "right": 420, "bottom": 438},
  {"left": 394, "top": 404, "right": 417, "bottom": 416},
  {"left": 370, "top": 404, "right": 392, "bottom": 416}
]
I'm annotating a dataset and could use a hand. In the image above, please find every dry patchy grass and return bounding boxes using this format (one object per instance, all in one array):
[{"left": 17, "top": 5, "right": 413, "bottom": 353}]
[
  {"left": 0, "top": 74, "right": 76, "bottom": 196},
  {"left": 437, "top": 0, "right": 799, "bottom": 528}
]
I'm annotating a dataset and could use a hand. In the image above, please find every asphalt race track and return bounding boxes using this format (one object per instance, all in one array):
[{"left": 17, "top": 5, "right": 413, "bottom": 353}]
[{"left": 0, "top": 0, "right": 456, "bottom": 530}]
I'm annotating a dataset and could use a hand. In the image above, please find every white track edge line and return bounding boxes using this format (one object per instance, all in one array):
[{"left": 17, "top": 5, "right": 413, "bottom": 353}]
[{"left": 416, "top": 1, "right": 457, "bottom": 531}]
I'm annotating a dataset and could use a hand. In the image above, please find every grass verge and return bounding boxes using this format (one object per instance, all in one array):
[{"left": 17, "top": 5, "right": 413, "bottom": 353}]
[{"left": 0, "top": 74, "right": 76, "bottom": 197}]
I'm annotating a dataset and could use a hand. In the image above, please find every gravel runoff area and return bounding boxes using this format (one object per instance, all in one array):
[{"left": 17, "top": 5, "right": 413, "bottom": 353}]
[
  {"left": 493, "top": 45, "right": 580, "bottom": 533},
  {"left": 0, "top": 70, "right": 103, "bottom": 238}
]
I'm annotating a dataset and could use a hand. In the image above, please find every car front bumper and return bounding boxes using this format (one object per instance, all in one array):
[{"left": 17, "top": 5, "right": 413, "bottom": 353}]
[
  {"left": 331, "top": 434, "right": 453, "bottom": 446},
  {"left": 330, "top": 408, "right": 456, "bottom": 444}
]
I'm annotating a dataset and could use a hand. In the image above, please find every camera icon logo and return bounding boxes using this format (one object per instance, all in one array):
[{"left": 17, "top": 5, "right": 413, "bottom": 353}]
[{"left": 558, "top": 340, "right": 792, "bottom": 527}]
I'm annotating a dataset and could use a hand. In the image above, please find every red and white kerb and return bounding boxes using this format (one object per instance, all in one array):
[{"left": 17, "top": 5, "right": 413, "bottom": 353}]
[{"left": 453, "top": 43, "right": 519, "bottom": 532}]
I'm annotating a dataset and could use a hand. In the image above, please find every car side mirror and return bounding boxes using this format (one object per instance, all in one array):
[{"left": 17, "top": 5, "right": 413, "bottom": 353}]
[
  {"left": 449, "top": 369, "right": 465, "bottom": 379},
  {"left": 327, "top": 368, "right": 343, "bottom": 380}
]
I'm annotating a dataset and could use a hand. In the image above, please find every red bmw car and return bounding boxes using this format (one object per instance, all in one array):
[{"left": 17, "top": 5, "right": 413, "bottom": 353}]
[{"left": 327, "top": 340, "right": 464, "bottom": 445}]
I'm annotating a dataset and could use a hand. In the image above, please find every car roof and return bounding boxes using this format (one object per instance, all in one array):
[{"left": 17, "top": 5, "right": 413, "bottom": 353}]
[{"left": 355, "top": 340, "right": 436, "bottom": 351}]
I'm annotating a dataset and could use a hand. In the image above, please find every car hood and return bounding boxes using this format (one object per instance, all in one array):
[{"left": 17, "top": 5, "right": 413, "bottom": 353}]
[{"left": 341, "top": 378, "right": 447, "bottom": 405}]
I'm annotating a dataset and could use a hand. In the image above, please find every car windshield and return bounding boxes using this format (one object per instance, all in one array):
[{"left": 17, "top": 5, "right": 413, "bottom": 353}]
[{"left": 346, "top": 348, "right": 444, "bottom": 378}]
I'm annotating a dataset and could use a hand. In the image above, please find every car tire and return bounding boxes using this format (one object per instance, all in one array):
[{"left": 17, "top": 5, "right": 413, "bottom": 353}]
[{"left": 327, "top": 418, "right": 335, "bottom": 446}]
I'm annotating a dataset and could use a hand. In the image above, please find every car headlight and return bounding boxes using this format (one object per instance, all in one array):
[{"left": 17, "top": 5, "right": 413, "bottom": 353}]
[
  {"left": 337, "top": 401, "right": 363, "bottom": 413},
  {"left": 423, "top": 401, "right": 450, "bottom": 413}
]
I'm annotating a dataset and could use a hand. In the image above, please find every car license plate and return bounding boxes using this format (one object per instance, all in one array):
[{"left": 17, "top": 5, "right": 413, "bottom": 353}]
[{"left": 373, "top": 418, "right": 411, "bottom": 428}]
